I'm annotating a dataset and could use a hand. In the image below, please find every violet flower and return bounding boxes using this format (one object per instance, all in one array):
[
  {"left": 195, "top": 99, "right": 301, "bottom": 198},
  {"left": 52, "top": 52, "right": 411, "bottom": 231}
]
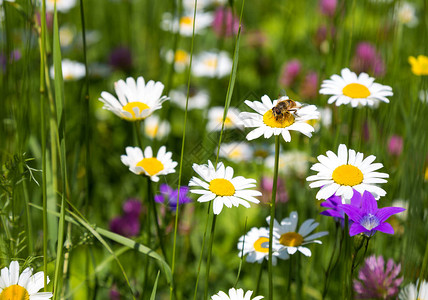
[
  {"left": 300, "top": 71, "right": 319, "bottom": 99},
  {"left": 339, "top": 191, "right": 405, "bottom": 237},
  {"left": 319, "top": 0, "right": 337, "bottom": 17},
  {"left": 154, "top": 184, "right": 192, "bottom": 211},
  {"left": 279, "top": 59, "right": 301, "bottom": 87},
  {"left": 351, "top": 42, "right": 385, "bottom": 77},
  {"left": 354, "top": 255, "right": 403, "bottom": 299},
  {"left": 320, "top": 189, "right": 361, "bottom": 226},
  {"left": 109, "top": 46, "right": 133, "bottom": 71}
]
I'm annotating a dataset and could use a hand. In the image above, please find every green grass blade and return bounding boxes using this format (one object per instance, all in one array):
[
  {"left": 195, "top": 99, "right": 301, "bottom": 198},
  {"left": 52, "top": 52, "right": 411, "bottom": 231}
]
[{"left": 150, "top": 271, "right": 161, "bottom": 300}]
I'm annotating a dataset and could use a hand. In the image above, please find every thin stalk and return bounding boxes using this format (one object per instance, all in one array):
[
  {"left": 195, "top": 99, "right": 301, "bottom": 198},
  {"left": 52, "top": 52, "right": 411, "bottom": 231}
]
[
  {"left": 147, "top": 176, "right": 167, "bottom": 259},
  {"left": 79, "top": 0, "right": 91, "bottom": 210},
  {"left": 204, "top": 214, "right": 217, "bottom": 300},
  {"left": 170, "top": 0, "right": 197, "bottom": 298},
  {"left": 268, "top": 136, "right": 281, "bottom": 300},
  {"left": 192, "top": 203, "right": 211, "bottom": 300},
  {"left": 255, "top": 260, "right": 264, "bottom": 295},
  {"left": 342, "top": 216, "right": 351, "bottom": 300},
  {"left": 322, "top": 222, "right": 340, "bottom": 298},
  {"left": 418, "top": 237, "right": 428, "bottom": 291},
  {"left": 347, "top": 108, "right": 356, "bottom": 147},
  {"left": 39, "top": 0, "right": 48, "bottom": 290}
]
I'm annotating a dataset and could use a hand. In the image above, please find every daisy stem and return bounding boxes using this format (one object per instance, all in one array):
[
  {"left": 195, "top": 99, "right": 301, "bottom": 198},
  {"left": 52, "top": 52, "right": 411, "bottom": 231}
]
[
  {"left": 322, "top": 222, "right": 340, "bottom": 299},
  {"left": 347, "top": 108, "right": 356, "bottom": 148},
  {"left": 39, "top": 0, "right": 48, "bottom": 291},
  {"left": 342, "top": 216, "right": 351, "bottom": 300},
  {"left": 204, "top": 214, "right": 217, "bottom": 300},
  {"left": 193, "top": 203, "right": 212, "bottom": 300},
  {"left": 255, "top": 260, "right": 265, "bottom": 295},
  {"left": 147, "top": 177, "right": 167, "bottom": 260},
  {"left": 268, "top": 135, "right": 281, "bottom": 300}
]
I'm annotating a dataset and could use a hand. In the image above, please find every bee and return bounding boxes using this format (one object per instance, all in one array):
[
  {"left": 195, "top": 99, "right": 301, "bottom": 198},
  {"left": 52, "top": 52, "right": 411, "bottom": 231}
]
[{"left": 271, "top": 99, "right": 300, "bottom": 122}]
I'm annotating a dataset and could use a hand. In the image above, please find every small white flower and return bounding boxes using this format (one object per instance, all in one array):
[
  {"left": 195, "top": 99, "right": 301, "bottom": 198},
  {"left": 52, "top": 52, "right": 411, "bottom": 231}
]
[
  {"left": 59, "top": 25, "right": 75, "bottom": 48},
  {"left": 165, "top": 49, "right": 190, "bottom": 73},
  {"left": 161, "top": 12, "right": 213, "bottom": 36},
  {"left": 169, "top": 86, "right": 210, "bottom": 110},
  {"left": 219, "top": 142, "right": 253, "bottom": 163},
  {"left": 207, "top": 107, "right": 243, "bottom": 131},
  {"left": 306, "top": 144, "right": 389, "bottom": 203},
  {"left": 266, "top": 151, "right": 309, "bottom": 177},
  {"left": 267, "top": 211, "right": 328, "bottom": 257},
  {"left": 396, "top": 2, "right": 418, "bottom": 27},
  {"left": 237, "top": 227, "right": 286, "bottom": 265},
  {"left": 121, "top": 146, "right": 177, "bottom": 182},
  {"left": 239, "top": 95, "right": 319, "bottom": 142},
  {"left": 144, "top": 115, "right": 170, "bottom": 140},
  {"left": 211, "top": 288, "right": 264, "bottom": 300},
  {"left": 399, "top": 280, "right": 428, "bottom": 300},
  {"left": 319, "top": 68, "right": 393, "bottom": 107},
  {"left": 0, "top": 261, "right": 53, "bottom": 299},
  {"left": 419, "top": 90, "right": 428, "bottom": 104},
  {"left": 50, "top": 59, "right": 85, "bottom": 81},
  {"left": 45, "top": 0, "right": 76, "bottom": 12},
  {"left": 99, "top": 76, "right": 168, "bottom": 121},
  {"left": 0, "top": 0, "right": 15, "bottom": 6},
  {"left": 192, "top": 51, "right": 232, "bottom": 78},
  {"left": 189, "top": 160, "right": 261, "bottom": 215}
]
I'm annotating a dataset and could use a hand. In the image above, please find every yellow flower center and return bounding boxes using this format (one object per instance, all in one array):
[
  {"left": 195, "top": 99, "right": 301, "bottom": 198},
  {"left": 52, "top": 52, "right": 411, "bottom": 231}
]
[
  {"left": 342, "top": 83, "right": 371, "bottom": 99},
  {"left": 204, "top": 58, "right": 218, "bottom": 68},
  {"left": 332, "top": 164, "right": 364, "bottom": 186},
  {"left": 180, "top": 16, "right": 193, "bottom": 26},
  {"left": 122, "top": 102, "right": 150, "bottom": 119},
  {"left": 253, "top": 237, "right": 270, "bottom": 253},
  {"left": 217, "top": 116, "right": 233, "bottom": 127},
  {"left": 175, "top": 50, "right": 189, "bottom": 64},
  {"left": 262, "top": 110, "right": 295, "bottom": 128},
  {"left": 0, "top": 285, "right": 30, "bottom": 300},
  {"left": 229, "top": 149, "right": 242, "bottom": 159},
  {"left": 209, "top": 178, "right": 235, "bottom": 196},
  {"left": 136, "top": 157, "right": 164, "bottom": 176},
  {"left": 279, "top": 232, "right": 303, "bottom": 247}
]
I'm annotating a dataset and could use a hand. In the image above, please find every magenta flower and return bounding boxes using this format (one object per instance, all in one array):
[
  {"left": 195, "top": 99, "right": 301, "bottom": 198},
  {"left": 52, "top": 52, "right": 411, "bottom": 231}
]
[
  {"left": 339, "top": 191, "right": 405, "bottom": 237},
  {"left": 354, "top": 255, "right": 403, "bottom": 299},
  {"left": 388, "top": 135, "right": 403, "bottom": 156},
  {"left": 319, "top": 0, "right": 337, "bottom": 17},
  {"left": 259, "top": 176, "right": 288, "bottom": 204},
  {"left": 351, "top": 42, "right": 385, "bottom": 77},
  {"left": 212, "top": 7, "right": 240, "bottom": 38},
  {"left": 300, "top": 71, "right": 319, "bottom": 99},
  {"left": 279, "top": 59, "right": 301, "bottom": 87}
]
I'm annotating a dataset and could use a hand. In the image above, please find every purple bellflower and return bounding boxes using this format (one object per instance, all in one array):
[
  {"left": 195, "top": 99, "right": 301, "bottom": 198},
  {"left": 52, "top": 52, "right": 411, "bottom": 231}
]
[
  {"left": 354, "top": 255, "right": 403, "bottom": 299},
  {"left": 320, "top": 189, "right": 361, "bottom": 226},
  {"left": 109, "top": 199, "right": 142, "bottom": 237},
  {"left": 339, "top": 191, "right": 405, "bottom": 237},
  {"left": 154, "top": 184, "right": 192, "bottom": 211}
]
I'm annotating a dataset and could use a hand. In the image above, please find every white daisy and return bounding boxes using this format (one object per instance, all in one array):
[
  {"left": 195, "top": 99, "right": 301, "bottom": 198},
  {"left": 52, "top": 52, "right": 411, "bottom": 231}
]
[
  {"left": 50, "top": 59, "right": 85, "bottom": 81},
  {"left": 121, "top": 146, "right": 177, "bottom": 182},
  {"left": 161, "top": 12, "right": 213, "bottom": 36},
  {"left": 169, "top": 86, "right": 210, "bottom": 110},
  {"left": 319, "top": 68, "right": 393, "bottom": 107},
  {"left": 0, "top": 261, "right": 53, "bottom": 299},
  {"left": 267, "top": 211, "right": 328, "bottom": 257},
  {"left": 219, "top": 142, "right": 253, "bottom": 163},
  {"left": 306, "top": 144, "right": 389, "bottom": 203},
  {"left": 144, "top": 115, "right": 170, "bottom": 140},
  {"left": 189, "top": 160, "right": 261, "bottom": 215},
  {"left": 396, "top": 2, "right": 418, "bottom": 27},
  {"left": 45, "top": 0, "right": 76, "bottom": 12},
  {"left": 237, "top": 227, "right": 286, "bottom": 265},
  {"left": 239, "top": 95, "right": 319, "bottom": 142},
  {"left": 211, "top": 288, "right": 264, "bottom": 300},
  {"left": 399, "top": 280, "right": 428, "bottom": 300},
  {"left": 99, "top": 76, "right": 168, "bottom": 121},
  {"left": 0, "top": 0, "right": 15, "bottom": 6},
  {"left": 59, "top": 25, "right": 75, "bottom": 48},
  {"left": 165, "top": 49, "right": 190, "bottom": 73},
  {"left": 207, "top": 107, "right": 243, "bottom": 131},
  {"left": 192, "top": 51, "right": 232, "bottom": 78}
]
